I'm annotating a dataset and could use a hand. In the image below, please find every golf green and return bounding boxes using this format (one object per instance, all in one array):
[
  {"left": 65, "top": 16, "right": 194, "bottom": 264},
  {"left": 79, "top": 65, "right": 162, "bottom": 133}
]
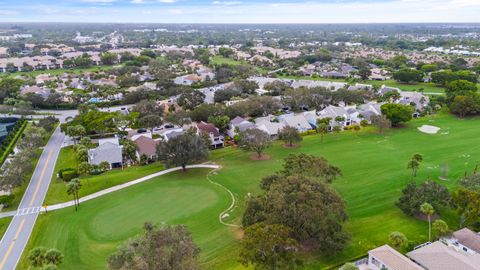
[{"left": 20, "top": 112, "right": 480, "bottom": 269}]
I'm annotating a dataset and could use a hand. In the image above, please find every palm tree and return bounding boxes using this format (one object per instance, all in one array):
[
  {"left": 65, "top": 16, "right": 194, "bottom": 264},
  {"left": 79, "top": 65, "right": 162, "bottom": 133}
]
[
  {"left": 420, "top": 202, "right": 435, "bottom": 241},
  {"left": 316, "top": 122, "right": 329, "bottom": 143},
  {"left": 388, "top": 231, "right": 408, "bottom": 249},
  {"left": 66, "top": 178, "right": 82, "bottom": 211}
]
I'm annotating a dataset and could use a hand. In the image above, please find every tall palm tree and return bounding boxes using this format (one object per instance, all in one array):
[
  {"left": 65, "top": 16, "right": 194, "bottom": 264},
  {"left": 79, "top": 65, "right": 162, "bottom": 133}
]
[
  {"left": 66, "top": 178, "right": 82, "bottom": 211},
  {"left": 420, "top": 202, "right": 435, "bottom": 241}
]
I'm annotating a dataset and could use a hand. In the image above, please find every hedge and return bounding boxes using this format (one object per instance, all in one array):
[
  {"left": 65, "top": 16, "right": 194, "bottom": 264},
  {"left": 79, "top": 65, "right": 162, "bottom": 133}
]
[
  {"left": 0, "top": 119, "right": 27, "bottom": 166},
  {"left": 58, "top": 168, "right": 79, "bottom": 182}
]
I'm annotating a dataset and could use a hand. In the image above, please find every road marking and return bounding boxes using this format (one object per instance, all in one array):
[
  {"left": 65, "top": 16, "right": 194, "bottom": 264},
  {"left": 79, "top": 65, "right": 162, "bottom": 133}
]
[
  {"left": 29, "top": 150, "right": 52, "bottom": 207},
  {"left": 15, "top": 207, "right": 41, "bottom": 217},
  {"left": 0, "top": 218, "right": 25, "bottom": 269}
]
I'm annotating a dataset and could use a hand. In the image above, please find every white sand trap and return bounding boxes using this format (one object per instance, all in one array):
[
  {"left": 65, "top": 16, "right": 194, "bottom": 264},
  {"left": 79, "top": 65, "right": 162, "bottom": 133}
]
[{"left": 418, "top": 125, "right": 440, "bottom": 134}]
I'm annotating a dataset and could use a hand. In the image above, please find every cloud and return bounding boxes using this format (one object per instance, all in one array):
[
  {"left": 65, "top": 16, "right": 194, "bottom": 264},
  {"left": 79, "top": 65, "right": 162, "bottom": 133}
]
[
  {"left": 81, "top": 0, "right": 116, "bottom": 3},
  {"left": 130, "top": 0, "right": 146, "bottom": 3},
  {"left": 212, "top": 1, "right": 242, "bottom": 5},
  {"left": 158, "top": 0, "right": 176, "bottom": 3}
]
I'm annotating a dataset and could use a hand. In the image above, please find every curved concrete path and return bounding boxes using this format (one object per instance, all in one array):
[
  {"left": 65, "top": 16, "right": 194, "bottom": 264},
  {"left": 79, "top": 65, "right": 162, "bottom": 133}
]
[{"left": 0, "top": 164, "right": 220, "bottom": 217}]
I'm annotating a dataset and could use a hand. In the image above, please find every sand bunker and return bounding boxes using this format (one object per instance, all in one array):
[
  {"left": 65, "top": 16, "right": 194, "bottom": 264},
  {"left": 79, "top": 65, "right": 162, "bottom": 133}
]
[{"left": 418, "top": 125, "right": 440, "bottom": 134}]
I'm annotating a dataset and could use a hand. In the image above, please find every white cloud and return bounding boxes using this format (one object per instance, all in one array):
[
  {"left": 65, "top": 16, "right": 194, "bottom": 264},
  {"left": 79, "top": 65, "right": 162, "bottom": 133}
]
[
  {"left": 212, "top": 1, "right": 242, "bottom": 5},
  {"left": 158, "top": 0, "right": 176, "bottom": 3},
  {"left": 81, "top": 0, "right": 116, "bottom": 3}
]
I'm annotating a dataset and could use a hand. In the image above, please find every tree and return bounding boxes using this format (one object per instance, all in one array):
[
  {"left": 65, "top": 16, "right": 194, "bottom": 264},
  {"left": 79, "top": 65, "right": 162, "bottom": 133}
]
[
  {"left": 280, "top": 153, "right": 341, "bottom": 183},
  {"left": 278, "top": 126, "right": 302, "bottom": 147},
  {"left": 393, "top": 69, "right": 424, "bottom": 83},
  {"left": 449, "top": 93, "right": 480, "bottom": 118},
  {"left": 156, "top": 132, "right": 209, "bottom": 171},
  {"left": 396, "top": 181, "right": 451, "bottom": 216},
  {"left": 432, "top": 219, "right": 450, "bottom": 239},
  {"left": 107, "top": 223, "right": 200, "bottom": 270},
  {"left": 139, "top": 114, "right": 162, "bottom": 134},
  {"left": 132, "top": 100, "right": 164, "bottom": 117},
  {"left": 78, "top": 162, "right": 91, "bottom": 175},
  {"left": 380, "top": 103, "right": 413, "bottom": 127},
  {"left": 208, "top": 115, "right": 230, "bottom": 133},
  {"left": 240, "top": 223, "right": 302, "bottom": 270},
  {"left": 238, "top": 129, "right": 272, "bottom": 159},
  {"left": 66, "top": 178, "right": 82, "bottom": 211},
  {"left": 420, "top": 202, "right": 435, "bottom": 241},
  {"left": 388, "top": 231, "right": 407, "bottom": 249},
  {"left": 370, "top": 115, "right": 391, "bottom": 134},
  {"left": 0, "top": 78, "right": 23, "bottom": 101},
  {"left": 121, "top": 139, "right": 138, "bottom": 163},
  {"left": 452, "top": 188, "right": 480, "bottom": 229},
  {"left": 177, "top": 91, "right": 206, "bottom": 111},
  {"left": 28, "top": 247, "right": 63, "bottom": 269},
  {"left": 316, "top": 122, "right": 329, "bottom": 143},
  {"left": 17, "top": 126, "right": 46, "bottom": 151},
  {"left": 243, "top": 175, "right": 349, "bottom": 254},
  {"left": 407, "top": 153, "right": 423, "bottom": 178},
  {"left": 100, "top": 52, "right": 118, "bottom": 65},
  {"left": 445, "top": 79, "right": 478, "bottom": 104}
]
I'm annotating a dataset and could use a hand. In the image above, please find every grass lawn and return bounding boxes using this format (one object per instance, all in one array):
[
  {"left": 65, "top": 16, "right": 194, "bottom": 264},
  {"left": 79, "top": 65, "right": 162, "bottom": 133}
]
[
  {"left": 0, "top": 217, "right": 12, "bottom": 239},
  {"left": 280, "top": 75, "right": 446, "bottom": 94},
  {"left": 44, "top": 145, "right": 165, "bottom": 204},
  {"left": 19, "top": 169, "right": 235, "bottom": 270},
  {"left": 21, "top": 112, "right": 478, "bottom": 269},
  {"left": 211, "top": 55, "right": 244, "bottom": 66}
]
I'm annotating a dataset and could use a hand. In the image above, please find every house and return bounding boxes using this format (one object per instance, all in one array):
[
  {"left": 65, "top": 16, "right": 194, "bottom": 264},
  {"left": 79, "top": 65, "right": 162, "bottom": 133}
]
[
  {"left": 196, "top": 122, "right": 224, "bottom": 148},
  {"left": 174, "top": 74, "right": 202, "bottom": 85},
  {"left": 379, "top": 85, "right": 401, "bottom": 95},
  {"left": 318, "top": 105, "right": 354, "bottom": 127},
  {"left": 228, "top": 116, "right": 255, "bottom": 137},
  {"left": 398, "top": 91, "right": 430, "bottom": 111},
  {"left": 359, "top": 244, "right": 423, "bottom": 270},
  {"left": 255, "top": 120, "right": 284, "bottom": 138},
  {"left": 87, "top": 138, "right": 123, "bottom": 169},
  {"left": 133, "top": 136, "right": 159, "bottom": 160},
  {"left": 444, "top": 228, "right": 480, "bottom": 254},
  {"left": 20, "top": 86, "right": 51, "bottom": 100},
  {"left": 280, "top": 114, "right": 313, "bottom": 132},
  {"left": 407, "top": 241, "right": 480, "bottom": 270}
]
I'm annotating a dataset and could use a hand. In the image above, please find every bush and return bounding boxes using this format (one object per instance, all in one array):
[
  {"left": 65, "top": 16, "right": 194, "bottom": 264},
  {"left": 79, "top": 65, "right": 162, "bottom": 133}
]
[
  {"left": 300, "top": 130, "right": 317, "bottom": 136},
  {"left": 360, "top": 120, "right": 369, "bottom": 127},
  {"left": 59, "top": 168, "right": 78, "bottom": 182},
  {"left": 0, "top": 195, "right": 14, "bottom": 208}
]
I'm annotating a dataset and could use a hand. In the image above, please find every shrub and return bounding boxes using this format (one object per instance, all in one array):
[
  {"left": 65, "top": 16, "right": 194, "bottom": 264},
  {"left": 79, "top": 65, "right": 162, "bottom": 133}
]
[
  {"left": 360, "top": 120, "right": 369, "bottom": 127},
  {"left": 0, "top": 195, "right": 14, "bottom": 208},
  {"left": 60, "top": 168, "right": 78, "bottom": 182},
  {"left": 300, "top": 130, "right": 317, "bottom": 136}
]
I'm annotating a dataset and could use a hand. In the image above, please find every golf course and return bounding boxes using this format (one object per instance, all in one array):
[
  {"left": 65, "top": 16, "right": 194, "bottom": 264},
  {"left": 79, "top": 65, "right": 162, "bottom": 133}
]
[{"left": 17, "top": 111, "right": 480, "bottom": 269}]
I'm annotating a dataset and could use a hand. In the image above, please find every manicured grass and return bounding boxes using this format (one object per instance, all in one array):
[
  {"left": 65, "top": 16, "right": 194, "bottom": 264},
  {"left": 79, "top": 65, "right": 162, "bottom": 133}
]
[
  {"left": 23, "top": 112, "right": 478, "bottom": 269},
  {"left": 211, "top": 55, "right": 244, "bottom": 66},
  {"left": 0, "top": 217, "right": 12, "bottom": 239},
  {"left": 44, "top": 146, "right": 165, "bottom": 204},
  {"left": 20, "top": 169, "right": 235, "bottom": 270}
]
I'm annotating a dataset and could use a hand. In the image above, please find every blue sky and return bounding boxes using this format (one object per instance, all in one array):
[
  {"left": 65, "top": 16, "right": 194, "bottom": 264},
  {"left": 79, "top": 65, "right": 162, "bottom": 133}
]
[{"left": 0, "top": 0, "right": 479, "bottom": 23}]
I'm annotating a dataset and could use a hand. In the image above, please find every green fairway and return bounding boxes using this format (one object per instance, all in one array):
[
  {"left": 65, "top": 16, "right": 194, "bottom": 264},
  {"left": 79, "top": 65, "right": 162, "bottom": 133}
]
[
  {"left": 211, "top": 55, "right": 244, "bottom": 66},
  {"left": 20, "top": 169, "right": 235, "bottom": 270},
  {"left": 44, "top": 146, "right": 165, "bottom": 204},
  {"left": 22, "top": 112, "right": 480, "bottom": 269}
]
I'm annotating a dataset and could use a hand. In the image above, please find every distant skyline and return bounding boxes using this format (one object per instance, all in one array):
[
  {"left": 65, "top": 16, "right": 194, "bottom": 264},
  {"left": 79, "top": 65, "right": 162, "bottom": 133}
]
[{"left": 0, "top": 0, "right": 479, "bottom": 24}]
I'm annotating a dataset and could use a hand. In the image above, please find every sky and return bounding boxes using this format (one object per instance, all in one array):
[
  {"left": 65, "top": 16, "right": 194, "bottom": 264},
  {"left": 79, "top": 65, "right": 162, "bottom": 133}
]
[{"left": 0, "top": 0, "right": 479, "bottom": 23}]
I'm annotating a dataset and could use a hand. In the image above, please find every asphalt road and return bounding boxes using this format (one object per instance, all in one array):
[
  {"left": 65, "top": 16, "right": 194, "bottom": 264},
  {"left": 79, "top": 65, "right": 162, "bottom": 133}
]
[
  {"left": 0, "top": 105, "right": 129, "bottom": 270},
  {"left": 0, "top": 126, "right": 64, "bottom": 270}
]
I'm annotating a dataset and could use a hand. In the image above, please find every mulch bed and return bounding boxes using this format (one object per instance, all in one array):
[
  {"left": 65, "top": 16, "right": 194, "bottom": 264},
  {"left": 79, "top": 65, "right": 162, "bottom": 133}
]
[{"left": 250, "top": 154, "right": 271, "bottom": 161}]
